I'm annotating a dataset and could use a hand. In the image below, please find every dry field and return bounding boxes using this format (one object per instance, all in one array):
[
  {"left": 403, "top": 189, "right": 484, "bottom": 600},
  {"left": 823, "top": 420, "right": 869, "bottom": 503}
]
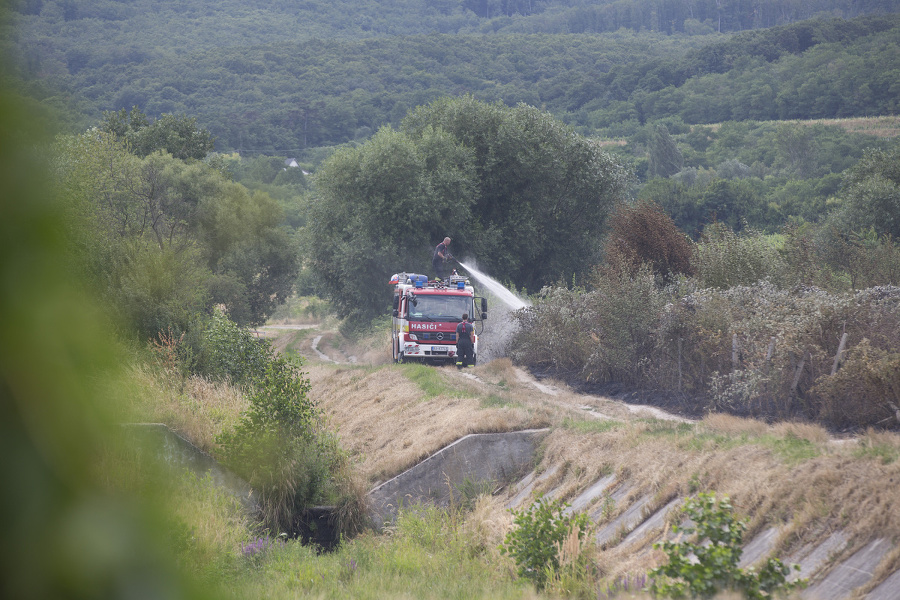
[
  {"left": 266, "top": 320, "right": 900, "bottom": 588},
  {"left": 699, "top": 115, "right": 900, "bottom": 137},
  {"left": 130, "top": 315, "right": 900, "bottom": 594}
]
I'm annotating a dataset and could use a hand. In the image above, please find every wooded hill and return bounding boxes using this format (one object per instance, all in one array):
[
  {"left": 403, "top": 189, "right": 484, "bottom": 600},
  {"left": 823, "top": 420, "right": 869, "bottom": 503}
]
[{"left": 5, "top": 2, "right": 899, "bottom": 155}]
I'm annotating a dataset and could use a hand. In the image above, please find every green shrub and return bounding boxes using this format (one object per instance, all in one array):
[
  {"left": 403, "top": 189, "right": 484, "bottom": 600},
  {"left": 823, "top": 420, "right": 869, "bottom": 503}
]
[
  {"left": 585, "top": 261, "right": 667, "bottom": 383},
  {"left": 775, "top": 223, "right": 840, "bottom": 290},
  {"left": 510, "top": 286, "right": 597, "bottom": 375},
  {"left": 499, "top": 495, "right": 591, "bottom": 590},
  {"left": 649, "top": 493, "right": 803, "bottom": 599},
  {"left": 194, "top": 310, "right": 271, "bottom": 386},
  {"left": 216, "top": 354, "right": 327, "bottom": 534},
  {"left": 694, "top": 223, "right": 784, "bottom": 289},
  {"left": 513, "top": 246, "right": 900, "bottom": 425}
]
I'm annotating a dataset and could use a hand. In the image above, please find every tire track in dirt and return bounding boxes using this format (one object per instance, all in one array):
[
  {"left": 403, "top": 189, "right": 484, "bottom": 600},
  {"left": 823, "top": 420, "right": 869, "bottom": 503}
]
[{"left": 462, "top": 366, "right": 695, "bottom": 424}]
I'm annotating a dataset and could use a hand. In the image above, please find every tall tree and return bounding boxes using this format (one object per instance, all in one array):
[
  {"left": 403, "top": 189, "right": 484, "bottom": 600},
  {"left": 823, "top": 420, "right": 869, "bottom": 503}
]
[
  {"left": 648, "top": 124, "right": 684, "bottom": 179},
  {"left": 307, "top": 125, "right": 476, "bottom": 324},
  {"left": 829, "top": 144, "right": 900, "bottom": 239},
  {"left": 58, "top": 129, "right": 296, "bottom": 333},
  {"left": 402, "top": 96, "right": 628, "bottom": 291},
  {"left": 100, "top": 107, "right": 215, "bottom": 161}
]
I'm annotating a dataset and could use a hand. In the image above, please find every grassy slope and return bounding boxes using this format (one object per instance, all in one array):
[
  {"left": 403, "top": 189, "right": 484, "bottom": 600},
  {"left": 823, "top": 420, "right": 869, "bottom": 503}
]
[
  {"left": 707, "top": 115, "right": 900, "bottom": 138},
  {"left": 130, "top": 318, "right": 900, "bottom": 597},
  {"left": 279, "top": 323, "right": 900, "bottom": 589}
]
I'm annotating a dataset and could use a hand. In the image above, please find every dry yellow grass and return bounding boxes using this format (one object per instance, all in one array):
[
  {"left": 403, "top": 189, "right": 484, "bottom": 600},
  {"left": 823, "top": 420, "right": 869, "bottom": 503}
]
[
  {"left": 699, "top": 116, "right": 900, "bottom": 138},
  {"left": 306, "top": 363, "right": 552, "bottom": 484},
  {"left": 123, "top": 365, "right": 248, "bottom": 453},
  {"left": 701, "top": 413, "right": 769, "bottom": 437},
  {"left": 795, "top": 115, "right": 900, "bottom": 138},
  {"left": 771, "top": 420, "right": 831, "bottom": 444},
  {"left": 525, "top": 421, "right": 900, "bottom": 583},
  {"left": 458, "top": 494, "right": 514, "bottom": 558},
  {"left": 133, "top": 319, "right": 900, "bottom": 593}
]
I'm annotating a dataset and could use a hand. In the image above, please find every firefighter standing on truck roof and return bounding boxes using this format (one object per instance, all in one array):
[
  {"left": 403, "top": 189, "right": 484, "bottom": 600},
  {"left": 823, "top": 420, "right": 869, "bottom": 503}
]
[
  {"left": 432, "top": 237, "right": 452, "bottom": 281},
  {"left": 456, "top": 313, "right": 474, "bottom": 369}
]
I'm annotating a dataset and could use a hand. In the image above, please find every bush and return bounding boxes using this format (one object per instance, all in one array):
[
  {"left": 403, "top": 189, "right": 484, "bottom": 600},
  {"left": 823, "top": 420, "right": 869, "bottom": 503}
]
[
  {"left": 775, "top": 224, "right": 839, "bottom": 290},
  {"left": 514, "top": 275, "right": 900, "bottom": 426},
  {"left": 193, "top": 310, "right": 271, "bottom": 386},
  {"left": 604, "top": 200, "right": 695, "bottom": 283},
  {"left": 215, "top": 355, "right": 320, "bottom": 532},
  {"left": 499, "top": 495, "right": 591, "bottom": 590},
  {"left": 813, "top": 339, "right": 900, "bottom": 429},
  {"left": 510, "top": 286, "right": 597, "bottom": 375},
  {"left": 585, "top": 261, "right": 667, "bottom": 383},
  {"left": 694, "top": 223, "right": 784, "bottom": 289},
  {"left": 649, "top": 493, "right": 803, "bottom": 599}
]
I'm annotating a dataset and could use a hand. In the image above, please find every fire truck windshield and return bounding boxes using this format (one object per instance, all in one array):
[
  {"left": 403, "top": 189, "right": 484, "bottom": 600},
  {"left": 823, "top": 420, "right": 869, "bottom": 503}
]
[{"left": 408, "top": 294, "right": 473, "bottom": 322}]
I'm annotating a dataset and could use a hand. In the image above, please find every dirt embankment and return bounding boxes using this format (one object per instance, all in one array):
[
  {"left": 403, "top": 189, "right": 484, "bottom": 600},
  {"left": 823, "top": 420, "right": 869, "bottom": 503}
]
[{"left": 263, "top": 322, "right": 900, "bottom": 592}]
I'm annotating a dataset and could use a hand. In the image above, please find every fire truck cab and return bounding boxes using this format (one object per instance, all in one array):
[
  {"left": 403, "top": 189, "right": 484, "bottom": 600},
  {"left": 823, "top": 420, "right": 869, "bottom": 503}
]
[{"left": 390, "top": 272, "right": 487, "bottom": 365}]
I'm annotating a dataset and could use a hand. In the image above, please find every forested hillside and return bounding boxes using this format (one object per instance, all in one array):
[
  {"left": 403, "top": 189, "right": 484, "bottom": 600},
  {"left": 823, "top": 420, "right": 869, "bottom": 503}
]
[
  {"left": 9, "top": 0, "right": 894, "bottom": 50},
  {"left": 5, "top": 1, "right": 899, "bottom": 153}
]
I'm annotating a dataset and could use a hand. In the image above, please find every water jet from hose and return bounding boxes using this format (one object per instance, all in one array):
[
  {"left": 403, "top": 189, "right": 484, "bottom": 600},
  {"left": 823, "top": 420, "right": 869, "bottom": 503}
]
[{"left": 457, "top": 261, "right": 530, "bottom": 311}]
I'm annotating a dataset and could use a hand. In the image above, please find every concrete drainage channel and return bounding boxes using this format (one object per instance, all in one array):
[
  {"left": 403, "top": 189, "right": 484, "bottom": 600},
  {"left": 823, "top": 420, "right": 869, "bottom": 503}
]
[
  {"left": 367, "top": 428, "right": 551, "bottom": 526},
  {"left": 129, "top": 424, "right": 549, "bottom": 549},
  {"left": 502, "top": 466, "right": 900, "bottom": 600},
  {"left": 125, "top": 424, "right": 338, "bottom": 550},
  {"left": 130, "top": 424, "right": 900, "bottom": 598}
]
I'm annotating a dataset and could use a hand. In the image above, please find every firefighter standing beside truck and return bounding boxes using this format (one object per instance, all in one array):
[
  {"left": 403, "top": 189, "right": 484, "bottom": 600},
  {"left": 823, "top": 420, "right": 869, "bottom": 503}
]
[{"left": 456, "top": 313, "right": 474, "bottom": 369}]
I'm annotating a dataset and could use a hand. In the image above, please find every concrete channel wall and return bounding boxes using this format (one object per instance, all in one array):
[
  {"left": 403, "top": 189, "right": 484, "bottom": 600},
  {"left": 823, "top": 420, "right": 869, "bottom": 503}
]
[
  {"left": 367, "top": 429, "right": 550, "bottom": 527},
  {"left": 131, "top": 424, "right": 900, "bottom": 598},
  {"left": 503, "top": 467, "right": 900, "bottom": 600},
  {"left": 374, "top": 429, "right": 900, "bottom": 599},
  {"left": 125, "top": 423, "right": 259, "bottom": 512}
]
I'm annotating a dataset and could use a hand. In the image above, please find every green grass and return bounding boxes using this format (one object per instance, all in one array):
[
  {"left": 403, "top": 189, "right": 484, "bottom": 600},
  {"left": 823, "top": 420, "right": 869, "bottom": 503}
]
[
  {"left": 480, "top": 394, "right": 524, "bottom": 410},
  {"left": 759, "top": 433, "right": 821, "bottom": 465},
  {"left": 278, "top": 328, "right": 314, "bottom": 357},
  {"left": 268, "top": 295, "right": 334, "bottom": 322},
  {"left": 232, "top": 504, "right": 533, "bottom": 600},
  {"left": 145, "top": 448, "right": 535, "bottom": 599},
  {"left": 853, "top": 442, "right": 900, "bottom": 464},
  {"left": 637, "top": 419, "right": 697, "bottom": 438},
  {"left": 561, "top": 416, "right": 624, "bottom": 434},
  {"left": 402, "top": 363, "right": 474, "bottom": 400},
  {"left": 637, "top": 420, "right": 820, "bottom": 463},
  {"left": 647, "top": 424, "right": 819, "bottom": 464}
]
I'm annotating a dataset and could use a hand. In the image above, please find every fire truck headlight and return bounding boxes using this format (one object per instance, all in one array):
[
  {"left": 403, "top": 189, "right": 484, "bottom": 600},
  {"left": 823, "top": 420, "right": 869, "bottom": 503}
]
[{"left": 408, "top": 333, "right": 418, "bottom": 341}]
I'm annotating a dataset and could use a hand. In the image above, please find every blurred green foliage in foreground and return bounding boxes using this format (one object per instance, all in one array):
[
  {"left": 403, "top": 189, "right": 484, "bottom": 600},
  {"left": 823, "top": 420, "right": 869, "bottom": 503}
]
[{"left": 0, "top": 90, "right": 204, "bottom": 598}]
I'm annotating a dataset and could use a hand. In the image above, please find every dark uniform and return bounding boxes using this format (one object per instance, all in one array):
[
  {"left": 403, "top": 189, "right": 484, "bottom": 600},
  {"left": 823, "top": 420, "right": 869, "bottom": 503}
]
[
  {"left": 456, "top": 316, "right": 474, "bottom": 368},
  {"left": 432, "top": 241, "right": 450, "bottom": 280}
]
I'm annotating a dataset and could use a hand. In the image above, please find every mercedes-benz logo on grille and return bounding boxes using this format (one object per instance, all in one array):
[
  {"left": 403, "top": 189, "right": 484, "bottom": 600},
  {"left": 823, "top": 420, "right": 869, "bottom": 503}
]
[{"left": 436, "top": 332, "right": 444, "bottom": 341}]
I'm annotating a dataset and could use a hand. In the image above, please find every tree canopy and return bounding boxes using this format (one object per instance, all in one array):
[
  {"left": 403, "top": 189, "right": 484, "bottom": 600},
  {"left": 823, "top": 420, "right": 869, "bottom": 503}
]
[
  {"left": 59, "top": 129, "right": 297, "bottom": 334},
  {"left": 827, "top": 144, "right": 900, "bottom": 239},
  {"left": 6, "top": 5, "right": 899, "bottom": 154},
  {"left": 307, "top": 97, "right": 627, "bottom": 324}
]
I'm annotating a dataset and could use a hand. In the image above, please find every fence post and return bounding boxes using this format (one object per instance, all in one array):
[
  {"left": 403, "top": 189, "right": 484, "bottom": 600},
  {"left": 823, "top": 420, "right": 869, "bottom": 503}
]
[
  {"left": 831, "top": 332, "right": 848, "bottom": 375},
  {"left": 763, "top": 336, "right": 776, "bottom": 398},
  {"left": 766, "top": 337, "right": 776, "bottom": 367},
  {"left": 791, "top": 351, "right": 807, "bottom": 396}
]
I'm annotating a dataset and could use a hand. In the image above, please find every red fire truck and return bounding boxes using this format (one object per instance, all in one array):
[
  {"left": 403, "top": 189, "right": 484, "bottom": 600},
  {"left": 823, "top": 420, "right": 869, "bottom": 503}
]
[{"left": 390, "top": 272, "right": 488, "bottom": 365}]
